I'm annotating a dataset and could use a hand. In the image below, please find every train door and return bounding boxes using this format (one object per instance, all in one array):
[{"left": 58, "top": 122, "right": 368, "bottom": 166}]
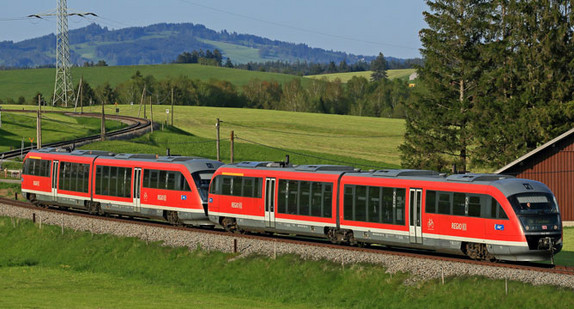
[
  {"left": 264, "top": 178, "right": 276, "bottom": 228},
  {"left": 51, "top": 160, "right": 59, "bottom": 201},
  {"left": 409, "top": 188, "right": 423, "bottom": 244},
  {"left": 133, "top": 168, "right": 142, "bottom": 212}
]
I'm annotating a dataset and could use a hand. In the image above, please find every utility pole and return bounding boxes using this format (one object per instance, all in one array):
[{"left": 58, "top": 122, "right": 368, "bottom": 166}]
[
  {"left": 80, "top": 77, "right": 84, "bottom": 114},
  {"left": 0, "top": 105, "right": 2, "bottom": 128},
  {"left": 216, "top": 118, "right": 222, "bottom": 161},
  {"left": 150, "top": 96, "right": 154, "bottom": 133},
  {"left": 74, "top": 75, "right": 83, "bottom": 113},
  {"left": 171, "top": 87, "right": 174, "bottom": 126},
  {"left": 230, "top": 131, "right": 235, "bottom": 163},
  {"left": 37, "top": 94, "right": 42, "bottom": 149},
  {"left": 101, "top": 100, "right": 106, "bottom": 141}
]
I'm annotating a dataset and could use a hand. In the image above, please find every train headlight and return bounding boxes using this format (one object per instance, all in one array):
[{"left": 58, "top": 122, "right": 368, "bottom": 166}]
[
  {"left": 554, "top": 225, "right": 558, "bottom": 230},
  {"left": 525, "top": 225, "right": 530, "bottom": 231}
]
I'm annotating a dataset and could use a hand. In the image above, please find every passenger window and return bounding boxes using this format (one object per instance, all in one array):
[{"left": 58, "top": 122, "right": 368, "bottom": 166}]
[
  {"left": 426, "top": 191, "right": 436, "bottom": 213},
  {"left": 468, "top": 196, "right": 482, "bottom": 217},
  {"left": 438, "top": 193, "right": 451, "bottom": 214},
  {"left": 453, "top": 193, "right": 466, "bottom": 216}
]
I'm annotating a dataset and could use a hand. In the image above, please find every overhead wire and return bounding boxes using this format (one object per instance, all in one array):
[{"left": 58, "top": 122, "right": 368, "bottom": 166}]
[{"left": 224, "top": 120, "right": 398, "bottom": 139}]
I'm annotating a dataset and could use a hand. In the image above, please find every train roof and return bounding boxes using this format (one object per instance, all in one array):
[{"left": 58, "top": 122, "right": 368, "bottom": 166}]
[
  {"left": 221, "top": 162, "right": 553, "bottom": 197},
  {"left": 28, "top": 148, "right": 223, "bottom": 171}
]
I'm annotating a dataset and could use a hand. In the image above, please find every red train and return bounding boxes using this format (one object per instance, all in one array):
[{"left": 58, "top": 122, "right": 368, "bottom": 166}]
[
  {"left": 21, "top": 148, "right": 223, "bottom": 226},
  {"left": 208, "top": 161, "right": 563, "bottom": 262}
]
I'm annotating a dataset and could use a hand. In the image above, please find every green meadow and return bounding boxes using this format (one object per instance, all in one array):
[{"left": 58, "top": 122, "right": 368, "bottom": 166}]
[
  {"left": 306, "top": 69, "right": 416, "bottom": 83},
  {"left": 0, "top": 64, "right": 303, "bottom": 103},
  {"left": 2, "top": 104, "right": 404, "bottom": 168},
  {"left": 0, "top": 111, "right": 124, "bottom": 153},
  {"left": 0, "top": 217, "right": 572, "bottom": 308}
]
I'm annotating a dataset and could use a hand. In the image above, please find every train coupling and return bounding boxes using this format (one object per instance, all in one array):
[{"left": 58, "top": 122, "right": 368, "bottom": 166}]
[{"left": 538, "top": 237, "right": 555, "bottom": 251}]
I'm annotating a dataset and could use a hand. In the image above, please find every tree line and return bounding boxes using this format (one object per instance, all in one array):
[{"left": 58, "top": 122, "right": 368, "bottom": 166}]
[
  {"left": 6, "top": 69, "right": 413, "bottom": 120},
  {"left": 400, "top": 0, "right": 574, "bottom": 172}
]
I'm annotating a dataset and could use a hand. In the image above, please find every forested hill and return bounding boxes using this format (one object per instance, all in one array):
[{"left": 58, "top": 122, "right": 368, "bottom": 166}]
[{"left": 0, "top": 23, "right": 406, "bottom": 68}]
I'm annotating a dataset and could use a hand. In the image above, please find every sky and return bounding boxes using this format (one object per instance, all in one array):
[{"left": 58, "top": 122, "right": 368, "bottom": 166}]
[{"left": 0, "top": 0, "right": 428, "bottom": 59}]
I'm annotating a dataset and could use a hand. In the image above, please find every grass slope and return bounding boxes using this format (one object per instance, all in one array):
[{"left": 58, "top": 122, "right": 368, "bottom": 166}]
[
  {"left": 4, "top": 104, "right": 403, "bottom": 168},
  {"left": 0, "top": 217, "right": 572, "bottom": 308},
  {"left": 0, "top": 65, "right": 413, "bottom": 103},
  {"left": 306, "top": 69, "right": 416, "bottom": 83},
  {"left": 0, "top": 111, "right": 124, "bottom": 152},
  {"left": 0, "top": 64, "right": 302, "bottom": 103}
]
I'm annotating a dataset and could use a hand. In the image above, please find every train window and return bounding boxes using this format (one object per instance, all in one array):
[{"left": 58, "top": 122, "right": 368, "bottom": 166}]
[
  {"left": 298, "top": 181, "right": 310, "bottom": 216},
  {"left": 287, "top": 180, "right": 299, "bottom": 214},
  {"left": 425, "top": 191, "right": 436, "bottom": 213},
  {"left": 438, "top": 193, "right": 451, "bottom": 214},
  {"left": 355, "top": 186, "right": 368, "bottom": 222},
  {"left": 368, "top": 187, "right": 382, "bottom": 223},
  {"left": 323, "top": 184, "right": 333, "bottom": 218},
  {"left": 278, "top": 179, "right": 332, "bottom": 218},
  {"left": 468, "top": 196, "right": 482, "bottom": 217},
  {"left": 490, "top": 198, "right": 508, "bottom": 219},
  {"left": 344, "top": 185, "right": 405, "bottom": 225},
  {"left": 23, "top": 158, "right": 51, "bottom": 177},
  {"left": 395, "top": 189, "right": 406, "bottom": 225},
  {"left": 95, "top": 165, "right": 132, "bottom": 197},
  {"left": 381, "top": 187, "right": 394, "bottom": 223},
  {"left": 311, "top": 182, "right": 323, "bottom": 217},
  {"left": 58, "top": 162, "right": 90, "bottom": 193},
  {"left": 344, "top": 186, "right": 355, "bottom": 220},
  {"left": 453, "top": 193, "right": 466, "bottom": 216}
]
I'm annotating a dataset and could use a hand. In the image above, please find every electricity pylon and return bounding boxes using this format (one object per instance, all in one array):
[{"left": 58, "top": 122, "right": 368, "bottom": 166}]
[
  {"left": 53, "top": 0, "right": 74, "bottom": 107},
  {"left": 29, "top": 1, "right": 96, "bottom": 107}
]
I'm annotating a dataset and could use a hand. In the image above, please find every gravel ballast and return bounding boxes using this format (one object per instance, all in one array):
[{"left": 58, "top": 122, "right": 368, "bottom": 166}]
[{"left": 1, "top": 202, "right": 572, "bottom": 289}]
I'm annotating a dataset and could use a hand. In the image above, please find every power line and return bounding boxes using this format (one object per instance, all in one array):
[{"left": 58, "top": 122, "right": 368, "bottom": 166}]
[
  {"left": 235, "top": 135, "right": 384, "bottom": 169},
  {"left": 177, "top": 0, "right": 418, "bottom": 51},
  {"left": 224, "top": 121, "right": 398, "bottom": 139}
]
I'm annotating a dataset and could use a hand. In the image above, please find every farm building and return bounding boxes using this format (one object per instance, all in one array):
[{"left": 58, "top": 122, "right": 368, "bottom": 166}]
[{"left": 496, "top": 128, "right": 574, "bottom": 222}]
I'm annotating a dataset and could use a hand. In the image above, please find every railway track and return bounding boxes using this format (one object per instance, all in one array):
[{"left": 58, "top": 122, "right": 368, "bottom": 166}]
[
  {"left": 1, "top": 196, "right": 572, "bottom": 278},
  {"left": 0, "top": 110, "right": 152, "bottom": 160}
]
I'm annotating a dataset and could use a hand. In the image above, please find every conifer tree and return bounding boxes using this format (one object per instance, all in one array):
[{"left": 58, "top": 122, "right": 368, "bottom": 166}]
[
  {"left": 400, "top": 0, "right": 494, "bottom": 172},
  {"left": 370, "top": 52, "right": 388, "bottom": 81}
]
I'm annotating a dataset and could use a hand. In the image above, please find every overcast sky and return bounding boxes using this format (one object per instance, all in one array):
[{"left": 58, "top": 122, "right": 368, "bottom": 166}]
[{"left": 0, "top": 0, "right": 428, "bottom": 59}]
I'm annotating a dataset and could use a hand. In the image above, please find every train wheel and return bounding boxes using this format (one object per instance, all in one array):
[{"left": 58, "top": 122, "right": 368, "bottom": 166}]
[{"left": 166, "top": 211, "right": 182, "bottom": 226}]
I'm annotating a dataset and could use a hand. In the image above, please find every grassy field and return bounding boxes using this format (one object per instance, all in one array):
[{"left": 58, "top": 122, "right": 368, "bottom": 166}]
[
  {"left": 2, "top": 104, "right": 404, "bottom": 168},
  {"left": 0, "top": 217, "right": 572, "bottom": 308},
  {"left": 306, "top": 69, "right": 416, "bottom": 83},
  {"left": 0, "top": 64, "right": 304, "bottom": 103},
  {"left": 0, "top": 111, "right": 125, "bottom": 153},
  {"left": 0, "top": 65, "right": 414, "bottom": 103}
]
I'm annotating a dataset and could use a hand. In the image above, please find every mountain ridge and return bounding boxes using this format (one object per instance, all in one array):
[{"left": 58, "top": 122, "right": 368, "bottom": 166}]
[{"left": 0, "top": 22, "right": 409, "bottom": 68}]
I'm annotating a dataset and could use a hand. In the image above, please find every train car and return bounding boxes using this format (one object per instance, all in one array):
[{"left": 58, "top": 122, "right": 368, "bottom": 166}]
[
  {"left": 208, "top": 162, "right": 563, "bottom": 262},
  {"left": 208, "top": 161, "right": 349, "bottom": 237},
  {"left": 22, "top": 148, "right": 224, "bottom": 226}
]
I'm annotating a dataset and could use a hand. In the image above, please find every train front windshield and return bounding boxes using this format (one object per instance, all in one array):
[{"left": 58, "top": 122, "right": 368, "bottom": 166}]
[
  {"left": 192, "top": 171, "right": 214, "bottom": 202},
  {"left": 508, "top": 193, "right": 562, "bottom": 232}
]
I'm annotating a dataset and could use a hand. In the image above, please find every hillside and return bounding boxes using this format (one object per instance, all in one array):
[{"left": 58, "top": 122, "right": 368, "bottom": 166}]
[
  {"left": 0, "top": 64, "right": 306, "bottom": 103},
  {"left": 0, "top": 23, "right": 393, "bottom": 68}
]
